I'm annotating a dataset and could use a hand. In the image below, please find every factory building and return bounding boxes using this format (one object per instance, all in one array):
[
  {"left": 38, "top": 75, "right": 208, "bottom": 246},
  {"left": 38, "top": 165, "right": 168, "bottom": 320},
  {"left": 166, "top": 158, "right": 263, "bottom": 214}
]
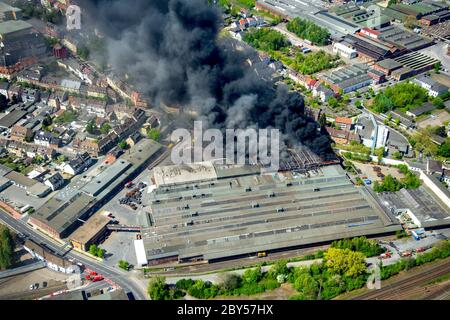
[
  {"left": 333, "top": 42, "right": 357, "bottom": 59},
  {"left": 390, "top": 51, "right": 440, "bottom": 81},
  {"left": 256, "top": 0, "right": 360, "bottom": 40},
  {"left": 30, "top": 139, "right": 163, "bottom": 239},
  {"left": 320, "top": 63, "right": 373, "bottom": 94},
  {"left": 137, "top": 163, "right": 401, "bottom": 266},
  {"left": 0, "top": 20, "right": 46, "bottom": 68}
]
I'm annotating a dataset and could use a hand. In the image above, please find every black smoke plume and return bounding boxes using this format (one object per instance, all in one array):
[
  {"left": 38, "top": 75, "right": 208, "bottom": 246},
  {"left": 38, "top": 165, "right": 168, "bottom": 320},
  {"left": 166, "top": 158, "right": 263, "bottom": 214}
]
[{"left": 80, "top": 0, "right": 332, "bottom": 158}]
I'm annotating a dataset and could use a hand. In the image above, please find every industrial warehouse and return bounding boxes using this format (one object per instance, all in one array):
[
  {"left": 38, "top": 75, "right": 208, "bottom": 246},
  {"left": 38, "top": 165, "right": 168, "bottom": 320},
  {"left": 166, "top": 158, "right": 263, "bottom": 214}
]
[
  {"left": 136, "top": 163, "right": 402, "bottom": 266},
  {"left": 29, "top": 139, "right": 163, "bottom": 239}
]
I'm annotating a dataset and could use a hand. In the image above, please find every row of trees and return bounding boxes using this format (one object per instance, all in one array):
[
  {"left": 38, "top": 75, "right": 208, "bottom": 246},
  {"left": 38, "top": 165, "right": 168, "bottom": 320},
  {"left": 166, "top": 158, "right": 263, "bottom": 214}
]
[
  {"left": 86, "top": 120, "right": 111, "bottom": 135},
  {"left": 20, "top": 3, "right": 63, "bottom": 25},
  {"left": 88, "top": 244, "right": 105, "bottom": 259},
  {"left": 381, "top": 240, "right": 450, "bottom": 280},
  {"left": 373, "top": 170, "right": 421, "bottom": 193},
  {"left": 330, "top": 237, "right": 385, "bottom": 257},
  {"left": 0, "top": 225, "right": 15, "bottom": 270},
  {"left": 370, "top": 82, "right": 428, "bottom": 113},
  {"left": 409, "top": 130, "right": 450, "bottom": 159},
  {"left": 283, "top": 50, "right": 340, "bottom": 75},
  {"left": 148, "top": 238, "right": 450, "bottom": 300},
  {"left": 286, "top": 18, "right": 330, "bottom": 46}
]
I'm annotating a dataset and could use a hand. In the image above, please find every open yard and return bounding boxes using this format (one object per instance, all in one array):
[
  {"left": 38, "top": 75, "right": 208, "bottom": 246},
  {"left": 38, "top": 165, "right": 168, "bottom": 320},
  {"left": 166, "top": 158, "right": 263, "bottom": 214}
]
[
  {"left": 417, "top": 109, "right": 450, "bottom": 129},
  {"left": 213, "top": 283, "right": 297, "bottom": 300},
  {"left": 352, "top": 162, "right": 406, "bottom": 183}
]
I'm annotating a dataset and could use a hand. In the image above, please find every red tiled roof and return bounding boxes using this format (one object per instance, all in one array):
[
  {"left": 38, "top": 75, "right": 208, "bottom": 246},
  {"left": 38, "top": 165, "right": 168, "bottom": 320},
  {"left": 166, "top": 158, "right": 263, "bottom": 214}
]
[{"left": 335, "top": 117, "right": 353, "bottom": 125}]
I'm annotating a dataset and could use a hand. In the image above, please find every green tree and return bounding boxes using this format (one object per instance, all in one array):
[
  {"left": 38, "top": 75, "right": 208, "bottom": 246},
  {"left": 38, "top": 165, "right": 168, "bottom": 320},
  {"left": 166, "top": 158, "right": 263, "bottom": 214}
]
[
  {"left": 88, "top": 244, "right": 105, "bottom": 258},
  {"left": 434, "top": 62, "right": 441, "bottom": 74},
  {"left": 323, "top": 248, "right": 366, "bottom": 277},
  {"left": 433, "top": 97, "right": 444, "bottom": 109},
  {"left": 243, "top": 28, "right": 290, "bottom": 52},
  {"left": 437, "top": 140, "right": 450, "bottom": 158},
  {"left": 96, "top": 247, "right": 105, "bottom": 259},
  {"left": 86, "top": 120, "right": 96, "bottom": 134},
  {"left": 269, "top": 259, "right": 289, "bottom": 279},
  {"left": 118, "top": 260, "right": 130, "bottom": 271},
  {"left": 146, "top": 128, "right": 161, "bottom": 141},
  {"left": 403, "top": 16, "right": 417, "bottom": 29},
  {"left": 293, "top": 272, "right": 319, "bottom": 300},
  {"left": 393, "top": 151, "right": 403, "bottom": 160},
  {"left": 88, "top": 244, "right": 98, "bottom": 256},
  {"left": 77, "top": 47, "right": 90, "bottom": 61},
  {"left": 42, "top": 115, "right": 53, "bottom": 127},
  {"left": 148, "top": 277, "right": 169, "bottom": 300},
  {"left": 242, "top": 267, "right": 263, "bottom": 284},
  {"left": 118, "top": 140, "right": 128, "bottom": 150},
  {"left": 100, "top": 123, "right": 112, "bottom": 135},
  {"left": 374, "top": 147, "right": 384, "bottom": 163},
  {"left": 0, "top": 225, "right": 15, "bottom": 270},
  {"left": 328, "top": 97, "right": 339, "bottom": 108},
  {"left": 286, "top": 18, "right": 330, "bottom": 45},
  {"left": 220, "top": 273, "right": 242, "bottom": 291}
]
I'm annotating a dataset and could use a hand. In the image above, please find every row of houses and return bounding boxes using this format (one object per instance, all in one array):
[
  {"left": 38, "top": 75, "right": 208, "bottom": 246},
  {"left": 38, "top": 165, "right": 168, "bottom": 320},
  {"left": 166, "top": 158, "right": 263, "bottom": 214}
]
[{"left": 72, "top": 109, "right": 148, "bottom": 157}]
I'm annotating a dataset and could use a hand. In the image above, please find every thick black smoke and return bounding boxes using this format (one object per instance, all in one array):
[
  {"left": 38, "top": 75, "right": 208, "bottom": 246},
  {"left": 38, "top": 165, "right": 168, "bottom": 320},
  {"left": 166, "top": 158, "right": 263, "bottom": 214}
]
[{"left": 80, "top": 0, "right": 332, "bottom": 157}]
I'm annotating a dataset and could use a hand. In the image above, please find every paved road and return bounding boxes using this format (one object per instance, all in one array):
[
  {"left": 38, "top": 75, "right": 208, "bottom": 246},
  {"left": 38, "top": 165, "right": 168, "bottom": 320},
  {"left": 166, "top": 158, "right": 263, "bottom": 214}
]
[{"left": 0, "top": 209, "right": 147, "bottom": 300}]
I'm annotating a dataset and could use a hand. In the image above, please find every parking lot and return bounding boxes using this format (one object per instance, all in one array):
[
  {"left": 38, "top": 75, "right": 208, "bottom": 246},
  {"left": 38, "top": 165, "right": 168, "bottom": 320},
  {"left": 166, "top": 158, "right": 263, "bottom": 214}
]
[
  {"left": 99, "top": 168, "right": 155, "bottom": 268},
  {"left": 417, "top": 109, "right": 450, "bottom": 129},
  {"left": 352, "top": 162, "right": 406, "bottom": 183}
]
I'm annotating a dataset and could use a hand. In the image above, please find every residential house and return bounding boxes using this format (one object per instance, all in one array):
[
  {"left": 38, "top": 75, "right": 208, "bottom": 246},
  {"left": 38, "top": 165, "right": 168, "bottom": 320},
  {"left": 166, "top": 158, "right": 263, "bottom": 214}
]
[
  {"left": 44, "top": 172, "right": 65, "bottom": 191},
  {"left": 326, "top": 127, "right": 360, "bottom": 145},
  {"left": 126, "top": 132, "right": 141, "bottom": 148},
  {"left": 7, "top": 85, "right": 22, "bottom": 100},
  {"left": 0, "top": 81, "right": 9, "bottom": 97},
  {"left": 335, "top": 117, "right": 354, "bottom": 131},
  {"left": 34, "top": 131, "right": 61, "bottom": 148},
  {"left": 312, "top": 83, "right": 334, "bottom": 102},
  {"left": 48, "top": 91, "right": 68, "bottom": 109},
  {"left": 21, "top": 88, "right": 41, "bottom": 103},
  {"left": 10, "top": 125, "right": 33, "bottom": 142},
  {"left": 413, "top": 75, "right": 449, "bottom": 98},
  {"left": 24, "top": 240, "right": 74, "bottom": 274},
  {"left": 63, "top": 152, "right": 93, "bottom": 175}
]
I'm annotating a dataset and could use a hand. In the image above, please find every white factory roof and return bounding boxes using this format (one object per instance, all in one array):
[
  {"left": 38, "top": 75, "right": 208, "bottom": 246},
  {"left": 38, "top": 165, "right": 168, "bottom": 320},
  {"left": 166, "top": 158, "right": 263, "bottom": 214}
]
[
  {"left": 153, "top": 162, "right": 217, "bottom": 187},
  {"left": 134, "top": 239, "right": 148, "bottom": 267}
]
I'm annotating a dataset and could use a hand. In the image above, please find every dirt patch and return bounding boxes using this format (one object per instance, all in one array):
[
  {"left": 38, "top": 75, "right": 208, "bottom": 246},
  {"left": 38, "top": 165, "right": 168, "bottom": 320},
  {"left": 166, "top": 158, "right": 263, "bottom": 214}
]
[
  {"left": 417, "top": 110, "right": 450, "bottom": 129},
  {"left": 0, "top": 268, "right": 69, "bottom": 300},
  {"left": 213, "top": 283, "right": 297, "bottom": 300}
]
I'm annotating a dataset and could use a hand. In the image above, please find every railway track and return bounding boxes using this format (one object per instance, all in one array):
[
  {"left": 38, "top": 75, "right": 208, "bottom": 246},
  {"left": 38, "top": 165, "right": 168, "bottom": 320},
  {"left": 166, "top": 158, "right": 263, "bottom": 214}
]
[{"left": 353, "top": 259, "right": 450, "bottom": 300}]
